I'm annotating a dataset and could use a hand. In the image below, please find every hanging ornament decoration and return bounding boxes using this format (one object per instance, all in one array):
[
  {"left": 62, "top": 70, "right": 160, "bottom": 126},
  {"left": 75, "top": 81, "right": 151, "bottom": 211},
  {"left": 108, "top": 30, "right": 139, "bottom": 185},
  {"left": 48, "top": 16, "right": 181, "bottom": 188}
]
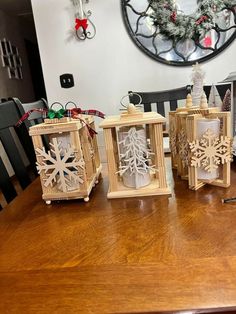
[
  {"left": 203, "top": 36, "right": 212, "bottom": 47},
  {"left": 148, "top": 0, "right": 235, "bottom": 41},
  {"left": 72, "top": 0, "right": 96, "bottom": 40}
]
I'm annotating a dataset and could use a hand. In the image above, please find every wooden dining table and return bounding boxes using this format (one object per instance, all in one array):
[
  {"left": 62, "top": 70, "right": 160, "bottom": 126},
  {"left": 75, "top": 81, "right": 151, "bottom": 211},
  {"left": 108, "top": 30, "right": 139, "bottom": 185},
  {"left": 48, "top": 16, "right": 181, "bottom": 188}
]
[{"left": 1, "top": 158, "right": 236, "bottom": 314}]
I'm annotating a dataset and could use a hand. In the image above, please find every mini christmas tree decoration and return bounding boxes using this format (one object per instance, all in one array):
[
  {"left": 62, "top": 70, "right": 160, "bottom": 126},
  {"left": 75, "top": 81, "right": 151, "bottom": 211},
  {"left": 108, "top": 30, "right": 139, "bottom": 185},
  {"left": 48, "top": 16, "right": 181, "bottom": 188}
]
[
  {"left": 208, "top": 84, "right": 222, "bottom": 109},
  {"left": 222, "top": 89, "right": 231, "bottom": 112},
  {"left": 28, "top": 107, "right": 103, "bottom": 204},
  {"left": 99, "top": 102, "right": 170, "bottom": 199},
  {"left": 186, "top": 111, "right": 232, "bottom": 190}
]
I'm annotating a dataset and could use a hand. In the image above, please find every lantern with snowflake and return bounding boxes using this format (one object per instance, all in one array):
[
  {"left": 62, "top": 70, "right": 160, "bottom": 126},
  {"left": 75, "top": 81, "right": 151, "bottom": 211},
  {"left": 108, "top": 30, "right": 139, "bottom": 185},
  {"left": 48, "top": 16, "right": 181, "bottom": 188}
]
[
  {"left": 186, "top": 109, "right": 232, "bottom": 190},
  {"left": 99, "top": 103, "right": 170, "bottom": 199},
  {"left": 169, "top": 93, "right": 195, "bottom": 175},
  {"left": 29, "top": 115, "right": 101, "bottom": 204}
]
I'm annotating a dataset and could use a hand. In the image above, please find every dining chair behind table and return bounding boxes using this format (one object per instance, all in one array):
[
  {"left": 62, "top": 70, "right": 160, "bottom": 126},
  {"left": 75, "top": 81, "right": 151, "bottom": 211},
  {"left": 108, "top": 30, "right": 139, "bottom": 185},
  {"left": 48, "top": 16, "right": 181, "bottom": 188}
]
[
  {"left": 129, "top": 86, "right": 191, "bottom": 117},
  {"left": 12, "top": 97, "right": 48, "bottom": 127},
  {"left": 0, "top": 100, "right": 37, "bottom": 207},
  {"left": 128, "top": 86, "right": 191, "bottom": 152}
]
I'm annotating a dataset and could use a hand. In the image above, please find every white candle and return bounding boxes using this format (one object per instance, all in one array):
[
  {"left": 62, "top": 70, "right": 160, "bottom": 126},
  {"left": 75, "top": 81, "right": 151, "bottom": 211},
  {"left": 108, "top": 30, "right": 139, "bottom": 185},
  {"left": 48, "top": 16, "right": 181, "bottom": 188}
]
[{"left": 196, "top": 118, "right": 220, "bottom": 180}]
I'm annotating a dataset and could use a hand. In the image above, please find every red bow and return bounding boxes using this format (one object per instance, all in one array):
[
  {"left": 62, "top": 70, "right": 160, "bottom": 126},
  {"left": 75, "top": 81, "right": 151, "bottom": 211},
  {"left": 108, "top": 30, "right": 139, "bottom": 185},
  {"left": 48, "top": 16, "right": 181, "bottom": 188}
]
[
  {"left": 75, "top": 18, "right": 88, "bottom": 31},
  {"left": 196, "top": 15, "right": 208, "bottom": 25}
]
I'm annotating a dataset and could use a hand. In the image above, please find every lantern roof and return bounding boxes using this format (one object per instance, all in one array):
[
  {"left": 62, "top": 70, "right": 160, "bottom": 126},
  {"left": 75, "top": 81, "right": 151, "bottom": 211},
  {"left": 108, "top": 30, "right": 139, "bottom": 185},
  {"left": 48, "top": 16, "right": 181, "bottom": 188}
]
[{"left": 99, "top": 106, "right": 166, "bottom": 129}]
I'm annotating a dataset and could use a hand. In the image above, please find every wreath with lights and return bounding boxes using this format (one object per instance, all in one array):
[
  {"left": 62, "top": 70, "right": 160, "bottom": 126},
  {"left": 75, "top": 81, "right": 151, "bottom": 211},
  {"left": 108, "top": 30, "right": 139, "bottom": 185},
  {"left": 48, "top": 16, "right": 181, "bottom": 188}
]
[{"left": 148, "top": 0, "right": 235, "bottom": 42}]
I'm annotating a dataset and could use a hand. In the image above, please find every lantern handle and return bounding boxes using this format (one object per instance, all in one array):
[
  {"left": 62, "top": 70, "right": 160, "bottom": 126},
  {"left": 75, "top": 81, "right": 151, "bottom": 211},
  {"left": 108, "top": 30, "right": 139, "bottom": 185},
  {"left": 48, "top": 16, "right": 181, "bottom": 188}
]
[
  {"left": 120, "top": 92, "right": 142, "bottom": 109},
  {"left": 50, "top": 102, "right": 64, "bottom": 110},
  {"left": 65, "top": 101, "right": 78, "bottom": 109}
]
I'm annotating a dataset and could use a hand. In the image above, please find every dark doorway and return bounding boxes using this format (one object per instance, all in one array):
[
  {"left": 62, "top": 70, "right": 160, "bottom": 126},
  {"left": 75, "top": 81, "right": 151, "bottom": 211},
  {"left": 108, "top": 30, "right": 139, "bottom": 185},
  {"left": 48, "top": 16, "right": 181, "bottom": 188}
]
[{"left": 24, "top": 39, "right": 47, "bottom": 100}]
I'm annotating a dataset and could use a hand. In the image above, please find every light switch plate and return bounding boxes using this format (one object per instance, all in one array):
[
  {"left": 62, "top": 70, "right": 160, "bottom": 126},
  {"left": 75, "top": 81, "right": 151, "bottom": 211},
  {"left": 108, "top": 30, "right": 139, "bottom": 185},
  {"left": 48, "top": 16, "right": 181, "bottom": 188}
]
[{"left": 60, "top": 73, "right": 74, "bottom": 88}]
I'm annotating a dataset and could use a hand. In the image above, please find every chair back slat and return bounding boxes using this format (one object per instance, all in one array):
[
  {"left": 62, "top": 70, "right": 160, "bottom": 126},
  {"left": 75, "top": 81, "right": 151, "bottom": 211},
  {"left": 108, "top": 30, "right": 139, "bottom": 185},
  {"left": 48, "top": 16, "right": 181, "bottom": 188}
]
[
  {"left": 143, "top": 103, "right": 151, "bottom": 112},
  {"left": 0, "top": 156, "right": 17, "bottom": 203},
  {"left": 170, "top": 100, "right": 178, "bottom": 111},
  {"left": 0, "top": 100, "right": 36, "bottom": 208},
  {"left": 0, "top": 128, "right": 31, "bottom": 189},
  {"left": 156, "top": 102, "right": 165, "bottom": 117}
]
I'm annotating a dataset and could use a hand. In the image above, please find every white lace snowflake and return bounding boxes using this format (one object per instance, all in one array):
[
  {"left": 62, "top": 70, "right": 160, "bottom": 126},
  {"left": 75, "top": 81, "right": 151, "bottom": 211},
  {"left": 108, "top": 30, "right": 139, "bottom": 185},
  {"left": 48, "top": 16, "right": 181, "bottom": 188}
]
[
  {"left": 189, "top": 128, "right": 232, "bottom": 173},
  {"left": 178, "top": 128, "right": 189, "bottom": 167},
  {"left": 36, "top": 137, "right": 85, "bottom": 192}
]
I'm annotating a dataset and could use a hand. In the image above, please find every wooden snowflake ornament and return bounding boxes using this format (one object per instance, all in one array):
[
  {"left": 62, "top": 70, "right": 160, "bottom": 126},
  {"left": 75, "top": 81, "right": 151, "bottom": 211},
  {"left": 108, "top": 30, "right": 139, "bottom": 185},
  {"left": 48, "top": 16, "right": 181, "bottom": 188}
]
[
  {"left": 189, "top": 129, "right": 231, "bottom": 173},
  {"left": 29, "top": 115, "right": 102, "bottom": 203},
  {"left": 36, "top": 138, "right": 85, "bottom": 192},
  {"left": 186, "top": 111, "right": 232, "bottom": 190}
]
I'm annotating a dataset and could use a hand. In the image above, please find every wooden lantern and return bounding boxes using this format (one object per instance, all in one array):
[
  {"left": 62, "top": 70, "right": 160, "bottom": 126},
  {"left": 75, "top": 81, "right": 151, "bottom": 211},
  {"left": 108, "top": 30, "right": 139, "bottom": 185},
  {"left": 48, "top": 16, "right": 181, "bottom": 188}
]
[
  {"left": 29, "top": 116, "right": 101, "bottom": 204},
  {"left": 186, "top": 110, "right": 232, "bottom": 190},
  {"left": 170, "top": 93, "right": 220, "bottom": 179},
  {"left": 99, "top": 104, "right": 171, "bottom": 199},
  {"left": 169, "top": 93, "right": 196, "bottom": 175}
]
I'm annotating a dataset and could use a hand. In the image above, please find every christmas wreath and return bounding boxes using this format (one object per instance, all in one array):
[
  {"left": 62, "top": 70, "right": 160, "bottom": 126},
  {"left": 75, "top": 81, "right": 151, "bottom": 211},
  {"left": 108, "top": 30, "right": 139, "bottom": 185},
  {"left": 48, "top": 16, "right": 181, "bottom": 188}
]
[{"left": 148, "top": 0, "right": 235, "bottom": 41}]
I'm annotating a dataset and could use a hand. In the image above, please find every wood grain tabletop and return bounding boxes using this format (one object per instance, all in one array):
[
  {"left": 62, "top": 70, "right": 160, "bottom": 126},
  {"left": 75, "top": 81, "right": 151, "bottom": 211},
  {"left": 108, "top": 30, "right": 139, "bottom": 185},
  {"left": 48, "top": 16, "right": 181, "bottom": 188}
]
[{"left": 1, "top": 158, "right": 236, "bottom": 314}]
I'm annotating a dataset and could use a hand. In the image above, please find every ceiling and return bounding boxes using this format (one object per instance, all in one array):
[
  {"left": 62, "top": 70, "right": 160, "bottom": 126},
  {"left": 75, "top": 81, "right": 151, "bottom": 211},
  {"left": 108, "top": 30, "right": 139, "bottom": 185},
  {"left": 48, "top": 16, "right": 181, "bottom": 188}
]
[{"left": 0, "top": 0, "right": 32, "bottom": 17}]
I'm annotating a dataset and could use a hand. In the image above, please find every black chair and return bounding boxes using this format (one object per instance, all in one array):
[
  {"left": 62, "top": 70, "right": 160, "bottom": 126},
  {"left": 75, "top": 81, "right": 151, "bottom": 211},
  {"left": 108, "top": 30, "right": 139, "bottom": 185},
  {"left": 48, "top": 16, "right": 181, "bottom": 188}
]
[
  {"left": 0, "top": 100, "right": 37, "bottom": 207},
  {"left": 129, "top": 86, "right": 191, "bottom": 117},
  {"left": 12, "top": 97, "right": 48, "bottom": 127}
]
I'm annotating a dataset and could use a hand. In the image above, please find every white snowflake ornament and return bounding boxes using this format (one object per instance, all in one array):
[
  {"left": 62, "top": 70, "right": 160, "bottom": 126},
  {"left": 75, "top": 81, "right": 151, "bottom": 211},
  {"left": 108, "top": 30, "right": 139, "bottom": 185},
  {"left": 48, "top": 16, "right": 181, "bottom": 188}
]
[
  {"left": 36, "top": 137, "right": 85, "bottom": 192},
  {"left": 189, "top": 128, "right": 232, "bottom": 173}
]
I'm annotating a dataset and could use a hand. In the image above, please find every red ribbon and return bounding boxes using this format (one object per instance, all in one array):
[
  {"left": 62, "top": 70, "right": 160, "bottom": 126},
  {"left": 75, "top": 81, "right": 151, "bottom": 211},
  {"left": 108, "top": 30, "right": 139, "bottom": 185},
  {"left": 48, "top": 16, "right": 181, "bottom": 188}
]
[
  {"left": 196, "top": 15, "right": 208, "bottom": 25},
  {"left": 75, "top": 18, "right": 88, "bottom": 31},
  {"left": 170, "top": 11, "right": 177, "bottom": 23},
  {"left": 68, "top": 108, "right": 105, "bottom": 119},
  {"left": 16, "top": 106, "right": 105, "bottom": 138},
  {"left": 15, "top": 108, "right": 47, "bottom": 127}
]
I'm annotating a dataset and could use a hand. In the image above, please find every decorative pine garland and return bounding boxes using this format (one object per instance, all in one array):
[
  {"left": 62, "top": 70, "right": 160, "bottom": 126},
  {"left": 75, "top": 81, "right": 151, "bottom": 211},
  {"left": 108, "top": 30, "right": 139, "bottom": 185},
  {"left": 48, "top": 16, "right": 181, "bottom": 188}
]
[{"left": 148, "top": 0, "right": 235, "bottom": 41}]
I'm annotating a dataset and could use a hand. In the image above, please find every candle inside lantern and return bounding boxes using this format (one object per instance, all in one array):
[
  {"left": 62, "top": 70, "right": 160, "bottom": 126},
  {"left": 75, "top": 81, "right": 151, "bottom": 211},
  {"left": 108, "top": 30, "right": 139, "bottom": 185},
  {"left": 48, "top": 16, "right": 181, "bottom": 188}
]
[{"left": 196, "top": 118, "right": 220, "bottom": 180}]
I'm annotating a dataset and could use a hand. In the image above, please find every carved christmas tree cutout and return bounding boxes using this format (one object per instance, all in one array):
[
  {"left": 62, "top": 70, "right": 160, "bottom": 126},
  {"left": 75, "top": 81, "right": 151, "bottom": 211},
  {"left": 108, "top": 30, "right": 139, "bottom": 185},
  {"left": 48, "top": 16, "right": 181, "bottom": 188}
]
[
  {"left": 118, "top": 127, "right": 155, "bottom": 176},
  {"left": 36, "top": 137, "right": 85, "bottom": 192}
]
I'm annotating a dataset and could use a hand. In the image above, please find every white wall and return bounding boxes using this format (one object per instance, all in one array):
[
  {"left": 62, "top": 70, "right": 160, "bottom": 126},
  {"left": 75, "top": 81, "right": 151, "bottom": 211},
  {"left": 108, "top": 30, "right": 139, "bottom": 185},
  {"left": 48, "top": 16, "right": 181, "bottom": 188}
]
[{"left": 31, "top": 0, "right": 236, "bottom": 117}]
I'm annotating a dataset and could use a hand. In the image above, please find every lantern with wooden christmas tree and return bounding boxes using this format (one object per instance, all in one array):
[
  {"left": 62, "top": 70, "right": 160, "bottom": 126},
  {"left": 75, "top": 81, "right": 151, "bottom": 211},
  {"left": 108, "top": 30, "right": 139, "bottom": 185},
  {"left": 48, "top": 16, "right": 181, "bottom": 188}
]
[
  {"left": 28, "top": 106, "right": 103, "bottom": 204},
  {"left": 99, "top": 101, "right": 170, "bottom": 199}
]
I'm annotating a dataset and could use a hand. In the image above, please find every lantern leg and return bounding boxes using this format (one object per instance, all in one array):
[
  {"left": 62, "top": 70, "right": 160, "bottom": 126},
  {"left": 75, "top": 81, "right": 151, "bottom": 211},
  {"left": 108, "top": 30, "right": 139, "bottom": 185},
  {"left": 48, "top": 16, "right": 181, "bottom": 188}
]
[
  {"left": 153, "top": 123, "right": 168, "bottom": 189},
  {"left": 45, "top": 200, "right": 51, "bottom": 205},
  {"left": 103, "top": 128, "right": 118, "bottom": 194}
]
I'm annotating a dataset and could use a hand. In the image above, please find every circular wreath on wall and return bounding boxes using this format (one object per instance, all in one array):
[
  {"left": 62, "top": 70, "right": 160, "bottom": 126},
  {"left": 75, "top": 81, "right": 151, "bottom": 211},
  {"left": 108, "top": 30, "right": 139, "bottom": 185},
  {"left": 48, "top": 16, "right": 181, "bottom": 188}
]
[
  {"left": 121, "top": 0, "right": 236, "bottom": 65},
  {"left": 149, "top": 0, "right": 235, "bottom": 41}
]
